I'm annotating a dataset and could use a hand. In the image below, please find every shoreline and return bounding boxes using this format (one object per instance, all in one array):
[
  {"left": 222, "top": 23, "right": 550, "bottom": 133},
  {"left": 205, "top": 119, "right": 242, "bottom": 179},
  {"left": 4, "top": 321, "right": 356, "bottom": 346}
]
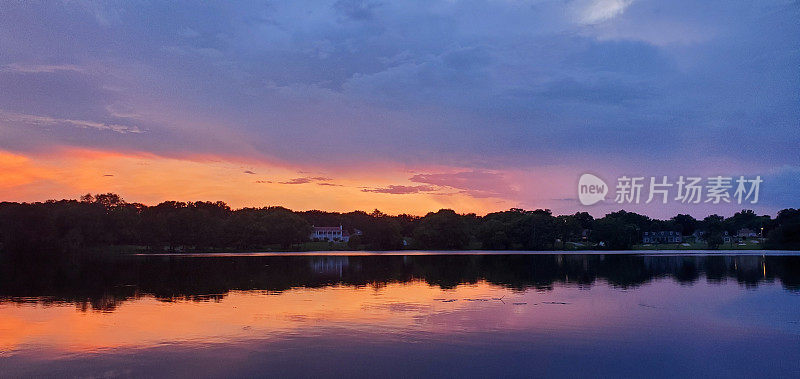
[{"left": 129, "top": 249, "right": 800, "bottom": 257}]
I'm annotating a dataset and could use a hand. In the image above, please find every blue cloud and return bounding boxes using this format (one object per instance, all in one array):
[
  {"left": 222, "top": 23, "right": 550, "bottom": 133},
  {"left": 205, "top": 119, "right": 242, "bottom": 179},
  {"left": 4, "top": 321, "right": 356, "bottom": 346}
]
[{"left": 0, "top": 0, "right": 796, "bottom": 172}]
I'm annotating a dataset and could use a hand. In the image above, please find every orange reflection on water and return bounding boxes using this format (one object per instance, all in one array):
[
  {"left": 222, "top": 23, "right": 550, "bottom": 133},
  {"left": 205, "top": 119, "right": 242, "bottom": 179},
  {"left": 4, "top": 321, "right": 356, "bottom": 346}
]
[
  {"left": 0, "top": 278, "right": 756, "bottom": 357},
  {"left": 0, "top": 280, "right": 600, "bottom": 355}
]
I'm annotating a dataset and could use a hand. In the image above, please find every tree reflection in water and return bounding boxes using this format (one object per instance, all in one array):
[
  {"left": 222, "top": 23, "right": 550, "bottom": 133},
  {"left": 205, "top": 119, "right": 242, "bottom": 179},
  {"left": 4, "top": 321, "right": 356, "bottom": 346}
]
[{"left": 0, "top": 253, "right": 797, "bottom": 312}]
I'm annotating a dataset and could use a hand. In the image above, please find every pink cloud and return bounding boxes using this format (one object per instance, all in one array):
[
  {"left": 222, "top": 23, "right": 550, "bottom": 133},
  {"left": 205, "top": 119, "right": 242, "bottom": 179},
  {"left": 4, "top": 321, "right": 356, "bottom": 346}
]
[{"left": 409, "top": 171, "right": 517, "bottom": 198}]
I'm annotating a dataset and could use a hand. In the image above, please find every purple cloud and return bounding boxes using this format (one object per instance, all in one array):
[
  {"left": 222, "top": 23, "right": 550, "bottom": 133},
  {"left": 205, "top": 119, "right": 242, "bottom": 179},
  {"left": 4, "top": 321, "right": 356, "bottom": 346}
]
[
  {"left": 409, "top": 171, "right": 517, "bottom": 198},
  {"left": 0, "top": 0, "right": 796, "bottom": 217},
  {"left": 279, "top": 177, "right": 333, "bottom": 185}
]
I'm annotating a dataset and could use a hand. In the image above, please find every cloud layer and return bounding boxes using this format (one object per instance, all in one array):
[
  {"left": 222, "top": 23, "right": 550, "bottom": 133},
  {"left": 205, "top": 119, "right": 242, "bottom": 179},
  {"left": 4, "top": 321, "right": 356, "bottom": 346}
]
[{"left": 0, "top": 1, "right": 797, "bottom": 215}]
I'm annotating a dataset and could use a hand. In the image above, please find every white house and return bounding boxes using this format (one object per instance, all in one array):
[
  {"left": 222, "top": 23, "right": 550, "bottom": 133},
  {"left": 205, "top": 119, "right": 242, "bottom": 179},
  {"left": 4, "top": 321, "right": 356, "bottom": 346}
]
[
  {"left": 310, "top": 225, "right": 364, "bottom": 243},
  {"left": 311, "top": 226, "right": 345, "bottom": 242}
]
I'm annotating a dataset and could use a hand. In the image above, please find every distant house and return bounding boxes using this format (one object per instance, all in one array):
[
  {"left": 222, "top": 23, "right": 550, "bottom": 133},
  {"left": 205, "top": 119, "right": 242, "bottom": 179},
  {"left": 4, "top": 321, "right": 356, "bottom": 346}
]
[
  {"left": 736, "top": 228, "right": 758, "bottom": 238},
  {"left": 733, "top": 228, "right": 759, "bottom": 243},
  {"left": 642, "top": 231, "right": 682, "bottom": 244},
  {"left": 692, "top": 230, "right": 733, "bottom": 244},
  {"left": 310, "top": 226, "right": 362, "bottom": 243},
  {"left": 311, "top": 226, "right": 347, "bottom": 242}
]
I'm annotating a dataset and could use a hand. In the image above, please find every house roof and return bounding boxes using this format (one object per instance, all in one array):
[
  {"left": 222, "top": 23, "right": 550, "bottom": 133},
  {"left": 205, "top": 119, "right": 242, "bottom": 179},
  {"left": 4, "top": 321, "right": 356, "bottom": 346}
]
[{"left": 313, "top": 226, "right": 342, "bottom": 231}]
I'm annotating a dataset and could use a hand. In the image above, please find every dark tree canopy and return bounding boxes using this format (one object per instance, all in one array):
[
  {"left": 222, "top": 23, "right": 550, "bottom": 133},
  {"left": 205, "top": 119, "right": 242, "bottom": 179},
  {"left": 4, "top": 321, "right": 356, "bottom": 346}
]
[{"left": 0, "top": 193, "right": 796, "bottom": 255}]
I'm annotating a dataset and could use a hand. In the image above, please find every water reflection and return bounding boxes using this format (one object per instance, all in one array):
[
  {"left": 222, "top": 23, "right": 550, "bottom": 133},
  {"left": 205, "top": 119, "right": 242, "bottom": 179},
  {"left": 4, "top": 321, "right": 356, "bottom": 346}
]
[
  {"left": 1, "top": 253, "right": 798, "bottom": 311},
  {"left": 1, "top": 253, "right": 798, "bottom": 377}
]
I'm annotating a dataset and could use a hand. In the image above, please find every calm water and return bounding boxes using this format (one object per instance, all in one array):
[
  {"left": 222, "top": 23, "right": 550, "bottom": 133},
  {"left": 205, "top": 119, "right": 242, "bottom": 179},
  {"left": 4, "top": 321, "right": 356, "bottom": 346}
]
[{"left": 1, "top": 251, "right": 799, "bottom": 378}]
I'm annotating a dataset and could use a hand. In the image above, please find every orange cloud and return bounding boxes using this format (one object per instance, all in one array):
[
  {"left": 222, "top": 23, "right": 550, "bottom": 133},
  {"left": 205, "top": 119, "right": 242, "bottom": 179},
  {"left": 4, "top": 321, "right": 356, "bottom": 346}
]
[
  {"left": 0, "top": 149, "right": 523, "bottom": 215},
  {"left": 0, "top": 151, "right": 52, "bottom": 188}
]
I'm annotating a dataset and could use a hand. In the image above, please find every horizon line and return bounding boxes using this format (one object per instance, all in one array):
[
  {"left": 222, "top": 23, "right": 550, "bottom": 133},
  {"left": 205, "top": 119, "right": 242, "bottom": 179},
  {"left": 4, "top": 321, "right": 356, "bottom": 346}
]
[{"left": 3, "top": 193, "right": 789, "bottom": 221}]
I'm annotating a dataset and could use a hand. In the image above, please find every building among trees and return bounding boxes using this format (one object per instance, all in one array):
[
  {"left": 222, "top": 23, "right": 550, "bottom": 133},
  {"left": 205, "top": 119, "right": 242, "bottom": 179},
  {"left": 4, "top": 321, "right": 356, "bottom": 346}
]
[
  {"left": 642, "top": 231, "right": 682, "bottom": 244},
  {"left": 310, "top": 226, "right": 361, "bottom": 242}
]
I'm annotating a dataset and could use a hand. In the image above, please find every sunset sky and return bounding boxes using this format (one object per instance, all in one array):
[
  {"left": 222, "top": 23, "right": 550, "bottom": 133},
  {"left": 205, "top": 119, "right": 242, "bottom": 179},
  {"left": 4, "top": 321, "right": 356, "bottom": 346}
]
[{"left": 0, "top": 1, "right": 798, "bottom": 218}]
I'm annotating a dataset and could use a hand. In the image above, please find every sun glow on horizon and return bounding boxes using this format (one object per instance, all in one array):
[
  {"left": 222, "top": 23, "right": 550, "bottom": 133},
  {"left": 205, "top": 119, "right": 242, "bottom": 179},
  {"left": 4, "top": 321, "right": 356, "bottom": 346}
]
[{"left": 0, "top": 149, "right": 527, "bottom": 216}]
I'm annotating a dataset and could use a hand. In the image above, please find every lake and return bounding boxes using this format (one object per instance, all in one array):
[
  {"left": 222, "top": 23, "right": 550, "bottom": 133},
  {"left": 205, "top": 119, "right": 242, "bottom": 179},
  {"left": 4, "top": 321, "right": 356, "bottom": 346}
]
[{"left": 1, "top": 251, "right": 799, "bottom": 378}]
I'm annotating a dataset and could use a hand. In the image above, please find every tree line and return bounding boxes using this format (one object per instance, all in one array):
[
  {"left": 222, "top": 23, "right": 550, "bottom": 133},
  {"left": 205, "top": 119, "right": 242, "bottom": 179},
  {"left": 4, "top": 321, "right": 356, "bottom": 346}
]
[{"left": 0, "top": 193, "right": 798, "bottom": 254}]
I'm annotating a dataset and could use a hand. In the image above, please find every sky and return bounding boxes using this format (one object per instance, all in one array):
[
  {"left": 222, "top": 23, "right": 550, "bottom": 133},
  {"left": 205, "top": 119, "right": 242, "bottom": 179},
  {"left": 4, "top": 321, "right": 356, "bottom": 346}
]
[{"left": 0, "top": 0, "right": 798, "bottom": 218}]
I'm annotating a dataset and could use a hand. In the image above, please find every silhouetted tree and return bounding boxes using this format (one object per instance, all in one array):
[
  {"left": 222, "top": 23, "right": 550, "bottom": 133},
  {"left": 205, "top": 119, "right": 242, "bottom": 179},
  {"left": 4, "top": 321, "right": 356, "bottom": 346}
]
[
  {"left": 702, "top": 214, "right": 726, "bottom": 249},
  {"left": 766, "top": 208, "right": 800, "bottom": 249},
  {"left": 671, "top": 214, "right": 698, "bottom": 236},
  {"left": 591, "top": 210, "right": 649, "bottom": 249},
  {"left": 413, "top": 209, "right": 470, "bottom": 249},
  {"left": 2, "top": 193, "right": 799, "bottom": 255}
]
